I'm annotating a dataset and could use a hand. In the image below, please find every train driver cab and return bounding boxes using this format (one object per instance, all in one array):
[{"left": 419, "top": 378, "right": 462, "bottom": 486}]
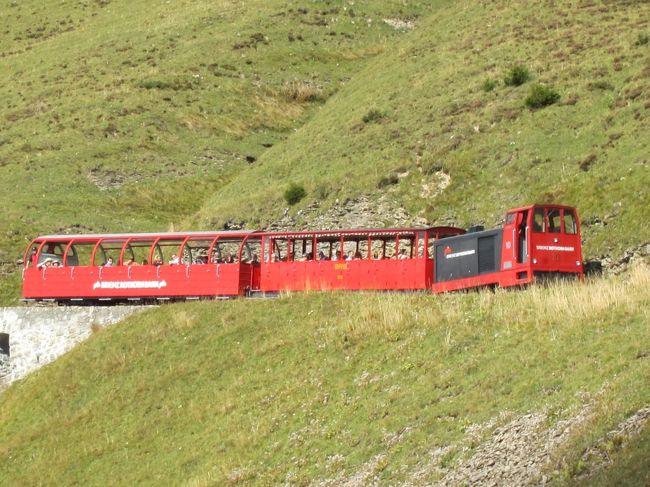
[{"left": 500, "top": 204, "right": 583, "bottom": 284}]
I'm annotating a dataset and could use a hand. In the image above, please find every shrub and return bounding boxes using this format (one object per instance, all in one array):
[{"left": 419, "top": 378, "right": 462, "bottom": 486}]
[
  {"left": 377, "top": 173, "right": 399, "bottom": 189},
  {"left": 139, "top": 79, "right": 172, "bottom": 90},
  {"left": 525, "top": 84, "right": 560, "bottom": 109},
  {"left": 481, "top": 78, "right": 497, "bottom": 92},
  {"left": 504, "top": 65, "right": 531, "bottom": 86},
  {"left": 588, "top": 80, "right": 614, "bottom": 91},
  {"left": 284, "top": 183, "right": 306, "bottom": 206},
  {"left": 280, "top": 82, "right": 323, "bottom": 103},
  {"left": 635, "top": 32, "right": 649, "bottom": 46},
  {"left": 362, "top": 109, "right": 385, "bottom": 124}
]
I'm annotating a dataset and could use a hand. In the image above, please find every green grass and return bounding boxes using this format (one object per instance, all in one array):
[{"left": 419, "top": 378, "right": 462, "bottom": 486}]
[
  {"left": 0, "top": 0, "right": 429, "bottom": 301},
  {"left": 1, "top": 269, "right": 648, "bottom": 485},
  {"left": 2, "top": 0, "right": 650, "bottom": 303},
  {"left": 193, "top": 0, "right": 650, "bottom": 260}
]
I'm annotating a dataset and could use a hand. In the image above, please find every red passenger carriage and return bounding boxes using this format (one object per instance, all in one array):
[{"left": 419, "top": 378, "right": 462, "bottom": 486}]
[
  {"left": 259, "top": 227, "right": 465, "bottom": 293},
  {"left": 22, "top": 231, "right": 263, "bottom": 302}
]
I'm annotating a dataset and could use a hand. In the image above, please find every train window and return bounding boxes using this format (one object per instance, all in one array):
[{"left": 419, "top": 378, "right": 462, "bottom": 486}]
[
  {"left": 342, "top": 239, "right": 360, "bottom": 260},
  {"left": 292, "top": 238, "right": 314, "bottom": 261},
  {"left": 357, "top": 239, "right": 369, "bottom": 260},
  {"left": 397, "top": 237, "right": 414, "bottom": 259},
  {"left": 564, "top": 211, "right": 577, "bottom": 235},
  {"left": 95, "top": 239, "right": 126, "bottom": 265},
  {"left": 369, "top": 237, "right": 387, "bottom": 259},
  {"left": 155, "top": 239, "right": 184, "bottom": 265},
  {"left": 182, "top": 239, "right": 212, "bottom": 264},
  {"left": 330, "top": 240, "right": 342, "bottom": 261},
  {"left": 271, "top": 239, "right": 288, "bottom": 262},
  {"left": 69, "top": 242, "right": 94, "bottom": 266},
  {"left": 214, "top": 239, "right": 242, "bottom": 263},
  {"left": 316, "top": 239, "right": 332, "bottom": 260},
  {"left": 126, "top": 240, "right": 155, "bottom": 265},
  {"left": 548, "top": 209, "right": 562, "bottom": 233},
  {"left": 532, "top": 209, "right": 545, "bottom": 232},
  {"left": 243, "top": 238, "right": 262, "bottom": 264},
  {"left": 417, "top": 232, "right": 426, "bottom": 258},
  {"left": 38, "top": 242, "right": 66, "bottom": 266}
]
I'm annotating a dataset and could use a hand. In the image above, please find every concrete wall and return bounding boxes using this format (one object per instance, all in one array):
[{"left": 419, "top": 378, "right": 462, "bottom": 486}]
[{"left": 0, "top": 306, "right": 145, "bottom": 388}]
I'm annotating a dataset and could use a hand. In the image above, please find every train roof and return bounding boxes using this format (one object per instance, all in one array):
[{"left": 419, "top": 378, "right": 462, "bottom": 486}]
[
  {"left": 30, "top": 226, "right": 464, "bottom": 243},
  {"left": 262, "top": 226, "right": 465, "bottom": 239},
  {"left": 507, "top": 203, "right": 578, "bottom": 213},
  {"left": 32, "top": 230, "right": 261, "bottom": 241}
]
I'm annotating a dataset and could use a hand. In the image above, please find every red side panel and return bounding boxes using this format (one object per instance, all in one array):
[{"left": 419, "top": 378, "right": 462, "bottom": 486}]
[
  {"left": 22, "top": 263, "right": 248, "bottom": 300},
  {"left": 260, "top": 258, "right": 433, "bottom": 292}
]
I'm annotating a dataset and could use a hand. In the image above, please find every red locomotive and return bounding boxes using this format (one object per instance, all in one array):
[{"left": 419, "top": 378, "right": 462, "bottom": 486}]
[{"left": 22, "top": 204, "right": 583, "bottom": 303}]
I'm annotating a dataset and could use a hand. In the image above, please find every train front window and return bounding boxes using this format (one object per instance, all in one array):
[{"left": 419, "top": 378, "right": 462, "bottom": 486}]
[
  {"left": 548, "top": 209, "right": 562, "bottom": 233},
  {"left": 564, "top": 211, "right": 578, "bottom": 235},
  {"left": 532, "top": 209, "right": 545, "bottom": 232}
]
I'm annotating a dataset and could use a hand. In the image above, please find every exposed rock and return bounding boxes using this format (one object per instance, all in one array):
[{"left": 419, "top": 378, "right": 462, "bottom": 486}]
[
  {"left": 575, "top": 406, "right": 650, "bottom": 481},
  {"left": 383, "top": 18, "right": 416, "bottom": 30},
  {"left": 267, "top": 195, "right": 429, "bottom": 232},
  {"left": 435, "top": 407, "right": 594, "bottom": 487},
  {"left": 594, "top": 242, "right": 650, "bottom": 275}
]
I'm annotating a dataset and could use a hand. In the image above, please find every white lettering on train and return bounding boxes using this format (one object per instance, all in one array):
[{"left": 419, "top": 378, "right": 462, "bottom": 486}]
[
  {"left": 445, "top": 249, "right": 476, "bottom": 259},
  {"left": 92, "top": 280, "right": 168, "bottom": 290},
  {"left": 535, "top": 245, "right": 575, "bottom": 252}
]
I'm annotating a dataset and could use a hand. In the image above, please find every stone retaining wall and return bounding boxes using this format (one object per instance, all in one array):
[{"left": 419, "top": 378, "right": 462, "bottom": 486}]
[{"left": 0, "top": 306, "right": 145, "bottom": 388}]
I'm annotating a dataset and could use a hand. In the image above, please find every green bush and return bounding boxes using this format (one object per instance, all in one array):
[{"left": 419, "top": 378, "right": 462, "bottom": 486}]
[
  {"left": 284, "top": 183, "right": 306, "bottom": 206},
  {"left": 481, "top": 78, "right": 497, "bottom": 92},
  {"left": 525, "top": 84, "right": 560, "bottom": 109},
  {"left": 635, "top": 32, "right": 649, "bottom": 46},
  {"left": 504, "top": 65, "right": 531, "bottom": 86},
  {"left": 362, "top": 108, "right": 385, "bottom": 124},
  {"left": 139, "top": 79, "right": 172, "bottom": 90}
]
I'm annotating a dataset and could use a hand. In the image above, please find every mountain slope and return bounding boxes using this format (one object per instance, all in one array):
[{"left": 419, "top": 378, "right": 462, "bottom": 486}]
[
  {"left": 194, "top": 0, "right": 650, "bottom": 259},
  {"left": 0, "top": 271, "right": 648, "bottom": 485},
  {"left": 0, "top": 0, "right": 430, "bottom": 302}
]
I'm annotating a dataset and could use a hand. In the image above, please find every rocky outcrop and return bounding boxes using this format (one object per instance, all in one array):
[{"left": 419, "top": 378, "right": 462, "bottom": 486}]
[{"left": 266, "top": 195, "right": 433, "bottom": 232}]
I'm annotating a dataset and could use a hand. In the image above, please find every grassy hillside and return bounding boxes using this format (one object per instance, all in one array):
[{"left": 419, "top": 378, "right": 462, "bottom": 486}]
[
  {"left": 0, "top": 0, "right": 430, "bottom": 301},
  {"left": 195, "top": 0, "right": 650, "bottom": 259},
  {"left": 0, "top": 269, "right": 648, "bottom": 485}
]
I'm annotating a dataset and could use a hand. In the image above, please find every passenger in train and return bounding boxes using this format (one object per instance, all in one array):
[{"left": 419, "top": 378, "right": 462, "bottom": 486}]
[
  {"left": 372, "top": 251, "right": 382, "bottom": 260},
  {"left": 398, "top": 249, "right": 409, "bottom": 259},
  {"left": 317, "top": 251, "right": 328, "bottom": 261},
  {"left": 169, "top": 254, "right": 180, "bottom": 265},
  {"left": 345, "top": 251, "right": 355, "bottom": 261},
  {"left": 225, "top": 253, "right": 236, "bottom": 264},
  {"left": 354, "top": 251, "right": 363, "bottom": 260},
  {"left": 104, "top": 257, "right": 113, "bottom": 267},
  {"left": 29, "top": 247, "right": 38, "bottom": 267},
  {"left": 153, "top": 256, "right": 162, "bottom": 266}
]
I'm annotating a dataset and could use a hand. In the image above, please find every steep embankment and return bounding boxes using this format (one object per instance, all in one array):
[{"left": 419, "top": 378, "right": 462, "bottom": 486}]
[
  {"left": 0, "top": 270, "right": 648, "bottom": 485},
  {"left": 195, "top": 0, "right": 650, "bottom": 260},
  {"left": 0, "top": 0, "right": 429, "bottom": 303}
]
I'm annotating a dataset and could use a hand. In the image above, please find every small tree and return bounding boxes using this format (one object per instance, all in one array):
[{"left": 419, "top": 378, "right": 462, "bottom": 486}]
[
  {"left": 504, "top": 65, "right": 531, "bottom": 86},
  {"left": 284, "top": 183, "right": 306, "bottom": 206},
  {"left": 525, "top": 84, "right": 560, "bottom": 109}
]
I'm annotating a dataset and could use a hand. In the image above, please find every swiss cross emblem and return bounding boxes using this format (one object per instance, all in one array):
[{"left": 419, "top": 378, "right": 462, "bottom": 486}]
[{"left": 443, "top": 246, "right": 452, "bottom": 256}]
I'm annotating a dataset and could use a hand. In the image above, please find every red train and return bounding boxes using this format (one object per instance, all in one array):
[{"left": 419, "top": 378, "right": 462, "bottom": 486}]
[{"left": 21, "top": 204, "right": 583, "bottom": 303}]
